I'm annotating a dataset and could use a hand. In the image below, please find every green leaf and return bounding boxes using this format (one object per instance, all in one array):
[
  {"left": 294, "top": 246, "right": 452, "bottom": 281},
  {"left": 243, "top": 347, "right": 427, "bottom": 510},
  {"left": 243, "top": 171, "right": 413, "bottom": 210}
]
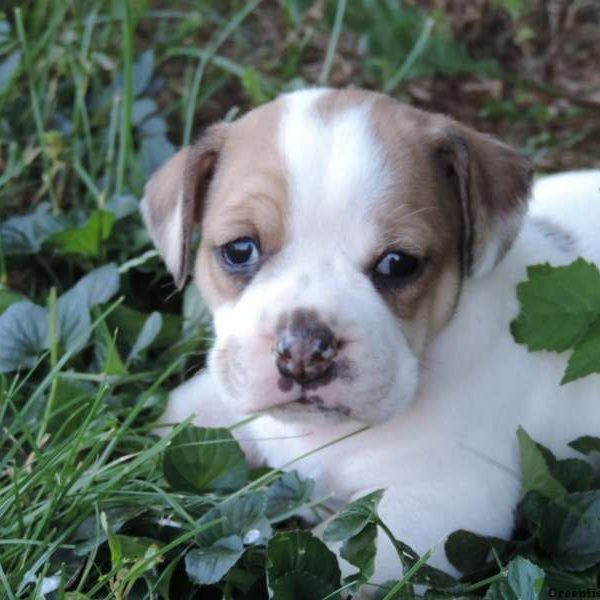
[
  {"left": 196, "top": 492, "right": 271, "bottom": 548},
  {"left": 506, "top": 556, "right": 545, "bottom": 600},
  {"left": 266, "top": 530, "right": 341, "bottom": 600},
  {"left": 323, "top": 490, "right": 384, "bottom": 542},
  {"left": 270, "top": 571, "right": 339, "bottom": 600},
  {"left": 162, "top": 425, "right": 248, "bottom": 493},
  {"left": 265, "top": 471, "right": 314, "bottom": 523},
  {"left": 105, "top": 194, "right": 139, "bottom": 219},
  {"left": 562, "top": 318, "right": 600, "bottom": 383},
  {"left": 543, "top": 491, "right": 600, "bottom": 571},
  {"left": 511, "top": 259, "right": 600, "bottom": 352},
  {"left": 569, "top": 436, "right": 600, "bottom": 456},
  {"left": 0, "top": 203, "right": 69, "bottom": 255},
  {"left": 132, "top": 49, "right": 154, "bottom": 97},
  {"left": 127, "top": 311, "right": 162, "bottom": 361},
  {"left": 517, "top": 427, "right": 566, "bottom": 500},
  {"left": 444, "top": 530, "right": 507, "bottom": 575},
  {"left": 0, "top": 301, "right": 48, "bottom": 372},
  {"left": 484, "top": 557, "right": 544, "bottom": 600},
  {"left": 550, "top": 458, "right": 593, "bottom": 493},
  {"left": 48, "top": 210, "right": 115, "bottom": 257},
  {"left": 185, "top": 535, "right": 244, "bottom": 585},
  {"left": 132, "top": 97, "right": 157, "bottom": 125},
  {"left": 57, "top": 264, "right": 120, "bottom": 352},
  {"left": 340, "top": 522, "right": 377, "bottom": 583}
]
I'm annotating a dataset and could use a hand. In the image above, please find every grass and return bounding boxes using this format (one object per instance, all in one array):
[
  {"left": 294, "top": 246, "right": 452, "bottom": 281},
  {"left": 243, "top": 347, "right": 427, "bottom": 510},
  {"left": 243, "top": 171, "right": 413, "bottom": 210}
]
[{"left": 1, "top": 1, "right": 599, "bottom": 598}]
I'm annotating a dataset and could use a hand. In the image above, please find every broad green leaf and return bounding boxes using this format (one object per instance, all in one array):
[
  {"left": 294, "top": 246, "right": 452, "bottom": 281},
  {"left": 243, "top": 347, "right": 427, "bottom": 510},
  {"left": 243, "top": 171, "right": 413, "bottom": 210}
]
[
  {"left": 323, "top": 490, "right": 384, "bottom": 542},
  {"left": 55, "top": 264, "right": 120, "bottom": 353},
  {"left": 105, "top": 194, "right": 139, "bottom": 219},
  {"left": 132, "top": 49, "right": 154, "bottom": 97},
  {"left": 546, "top": 491, "right": 600, "bottom": 571},
  {"left": 506, "top": 556, "right": 545, "bottom": 600},
  {"left": 196, "top": 492, "right": 271, "bottom": 548},
  {"left": 444, "top": 530, "right": 507, "bottom": 575},
  {"left": 0, "top": 301, "right": 48, "bottom": 372},
  {"left": 517, "top": 427, "right": 566, "bottom": 500},
  {"left": 562, "top": 318, "right": 600, "bottom": 383},
  {"left": 266, "top": 530, "right": 341, "bottom": 599},
  {"left": 265, "top": 471, "right": 314, "bottom": 523},
  {"left": 141, "top": 134, "right": 175, "bottom": 178},
  {"left": 270, "top": 571, "right": 339, "bottom": 600},
  {"left": 69, "top": 264, "right": 120, "bottom": 307},
  {"left": 511, "top": 259, "right": 600, "bottom": 352},
  {"left": 550, "top": 458, "right": 593, "bottom": 493},
  {"left": 127, "top": 311, "right": 162, "bottom": 361},
  {"left": 48, "top": 210, "right": 115, "bottom": 257},
  {"left": 517, "top": 490, "right": 548, "bottom": 527},
  {"left": 163, "top": 425, "right": 248, "bottom": 493},
  {"left": 132, "top": 97, "right": 157, "bottom": 125},
  {"left": 569, "top": 436, "right": 600, "bottom": 456},
  {"left": 185, "top": 536, "right": 244, "bottom": 585},
  {"left": 340, "top": 522, "right": 377, "bottom": 583},
  {"left": 484, "top": 557, "right": 544, "bottom": 600},
  {"left": 0, "top": 203, "right": 69, "bottom": 255},
  {"left": 57, "top": 291, "right": 92, "bottom": 353},
  {"left": 541, "top": 562, "right": 598, "bottom": 596}
]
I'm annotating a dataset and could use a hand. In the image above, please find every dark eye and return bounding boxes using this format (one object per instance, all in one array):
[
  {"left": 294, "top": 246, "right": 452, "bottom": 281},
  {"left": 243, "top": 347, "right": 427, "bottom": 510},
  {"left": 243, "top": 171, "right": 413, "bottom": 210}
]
[
  {"left": 219, "top": 237, "right": 260, "bottom": 271},
  {"left": 374, "top": 251, "right": 423, "bottom": 281}
]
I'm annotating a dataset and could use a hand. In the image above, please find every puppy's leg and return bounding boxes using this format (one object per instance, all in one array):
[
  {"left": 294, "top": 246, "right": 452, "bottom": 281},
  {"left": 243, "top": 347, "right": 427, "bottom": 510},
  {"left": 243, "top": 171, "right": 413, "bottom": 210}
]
[{"left": 156, "top": 370, "right": 262, "bottom": 464}]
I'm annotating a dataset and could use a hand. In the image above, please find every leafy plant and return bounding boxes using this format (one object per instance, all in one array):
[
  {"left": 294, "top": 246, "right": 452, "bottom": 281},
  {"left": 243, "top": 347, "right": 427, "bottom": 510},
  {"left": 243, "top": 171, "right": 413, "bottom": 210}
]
[
  {"left": 1, "top": 0, "right": 599, "bottom": 598},
  {"left": 512, "top": 258, "right": 600, "bottom": 383}
]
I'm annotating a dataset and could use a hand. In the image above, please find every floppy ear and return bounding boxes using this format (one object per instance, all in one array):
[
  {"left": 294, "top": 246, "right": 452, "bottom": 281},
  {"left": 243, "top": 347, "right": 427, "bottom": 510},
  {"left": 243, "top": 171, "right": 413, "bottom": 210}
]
[
  {"left": 436, "top": 124, "right": 533, "bottom": 277},
  {"left": 140, "top": 124, "right": 227, "bottom": 288}
]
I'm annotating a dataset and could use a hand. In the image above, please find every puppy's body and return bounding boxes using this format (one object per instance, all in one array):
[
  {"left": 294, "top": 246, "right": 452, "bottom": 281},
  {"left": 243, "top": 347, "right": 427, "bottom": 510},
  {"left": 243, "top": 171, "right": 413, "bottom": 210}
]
[{"left": 143, "top": 89, "right": 600, "bottom": 584}]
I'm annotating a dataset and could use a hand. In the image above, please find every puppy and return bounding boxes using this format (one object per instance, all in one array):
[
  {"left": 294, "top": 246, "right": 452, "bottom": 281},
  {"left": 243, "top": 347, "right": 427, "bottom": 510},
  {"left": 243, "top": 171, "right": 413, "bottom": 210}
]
[{"left": 141, "top": 88, "right": 600, "bottom": 583}]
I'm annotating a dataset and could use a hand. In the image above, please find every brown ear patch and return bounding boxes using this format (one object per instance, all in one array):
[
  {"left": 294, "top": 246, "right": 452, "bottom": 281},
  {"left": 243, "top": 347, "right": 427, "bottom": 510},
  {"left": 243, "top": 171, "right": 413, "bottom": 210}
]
[
  {"left": 140, "top": 123, "right": 228, "bottom": 288},
  {"left": 433, "top": 124, "right": 533, "bottom": 277}
]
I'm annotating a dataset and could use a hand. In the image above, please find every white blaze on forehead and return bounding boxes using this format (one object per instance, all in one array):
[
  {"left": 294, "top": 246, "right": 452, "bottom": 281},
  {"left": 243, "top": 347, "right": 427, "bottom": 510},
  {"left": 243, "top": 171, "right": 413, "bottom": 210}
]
[{"left": 278, "top": 90, "right": 390, "bottom": 264}]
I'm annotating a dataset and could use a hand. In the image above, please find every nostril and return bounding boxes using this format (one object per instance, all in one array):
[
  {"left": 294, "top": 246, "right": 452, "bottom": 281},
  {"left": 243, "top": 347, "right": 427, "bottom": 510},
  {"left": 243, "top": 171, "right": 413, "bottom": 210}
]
[{"left": 274, "top": 339, "right": 292, "bottom": 360}]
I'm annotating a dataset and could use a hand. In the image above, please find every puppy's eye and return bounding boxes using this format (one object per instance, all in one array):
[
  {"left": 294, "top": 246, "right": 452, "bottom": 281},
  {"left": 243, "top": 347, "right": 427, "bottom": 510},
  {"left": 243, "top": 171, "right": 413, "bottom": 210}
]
[
  {"left": 219, "top": 237, "right": 260, "bottom": 270},
  {"left": 374, "top": 251, "right": 423, "bottom": 281}
]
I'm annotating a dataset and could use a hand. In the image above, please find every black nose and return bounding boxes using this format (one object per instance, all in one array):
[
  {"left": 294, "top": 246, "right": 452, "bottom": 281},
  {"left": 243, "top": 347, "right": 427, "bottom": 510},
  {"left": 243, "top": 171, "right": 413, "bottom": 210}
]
[{"left": 274, "top": 319, "right": 338, "bottom": 384}]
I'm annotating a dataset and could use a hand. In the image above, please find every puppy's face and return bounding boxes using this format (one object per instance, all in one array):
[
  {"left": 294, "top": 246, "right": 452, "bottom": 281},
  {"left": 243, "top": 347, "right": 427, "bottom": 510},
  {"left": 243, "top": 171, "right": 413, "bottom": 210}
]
[{"left": 142, "top": 89, "right": 531, "bottom": 425}]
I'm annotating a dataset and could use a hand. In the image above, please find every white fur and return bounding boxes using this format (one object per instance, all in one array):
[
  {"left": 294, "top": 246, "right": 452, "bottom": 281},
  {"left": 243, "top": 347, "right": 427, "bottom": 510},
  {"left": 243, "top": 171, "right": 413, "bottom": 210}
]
[
  {"left": 140, "top": 190, "right": 184, "bottom": 278},
  {"left": 207, "top": 91, "right": 419, "bottom": 425},
  {"left": 159, "top": 95, "right": 600, "bottom": 589}
]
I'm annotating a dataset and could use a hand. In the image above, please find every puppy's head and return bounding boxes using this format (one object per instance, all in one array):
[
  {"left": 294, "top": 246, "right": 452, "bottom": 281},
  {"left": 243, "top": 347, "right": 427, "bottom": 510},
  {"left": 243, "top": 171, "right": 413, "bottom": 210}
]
[{"left": 141, "top": 89, "right": 532, "bottom": 425}]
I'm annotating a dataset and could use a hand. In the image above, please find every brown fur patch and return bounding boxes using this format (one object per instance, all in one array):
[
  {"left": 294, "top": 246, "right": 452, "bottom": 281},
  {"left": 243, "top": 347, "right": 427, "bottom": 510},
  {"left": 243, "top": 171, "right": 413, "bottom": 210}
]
[{"left": 196, "top": 99, "right": 288, "bottom": 308}]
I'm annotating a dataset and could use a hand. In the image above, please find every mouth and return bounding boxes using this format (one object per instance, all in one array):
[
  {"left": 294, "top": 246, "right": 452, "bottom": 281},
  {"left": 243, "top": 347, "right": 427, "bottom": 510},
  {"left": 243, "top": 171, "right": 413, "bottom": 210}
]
[{"left": 284, "top": 394, "right": 353, "bottom": 418}]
